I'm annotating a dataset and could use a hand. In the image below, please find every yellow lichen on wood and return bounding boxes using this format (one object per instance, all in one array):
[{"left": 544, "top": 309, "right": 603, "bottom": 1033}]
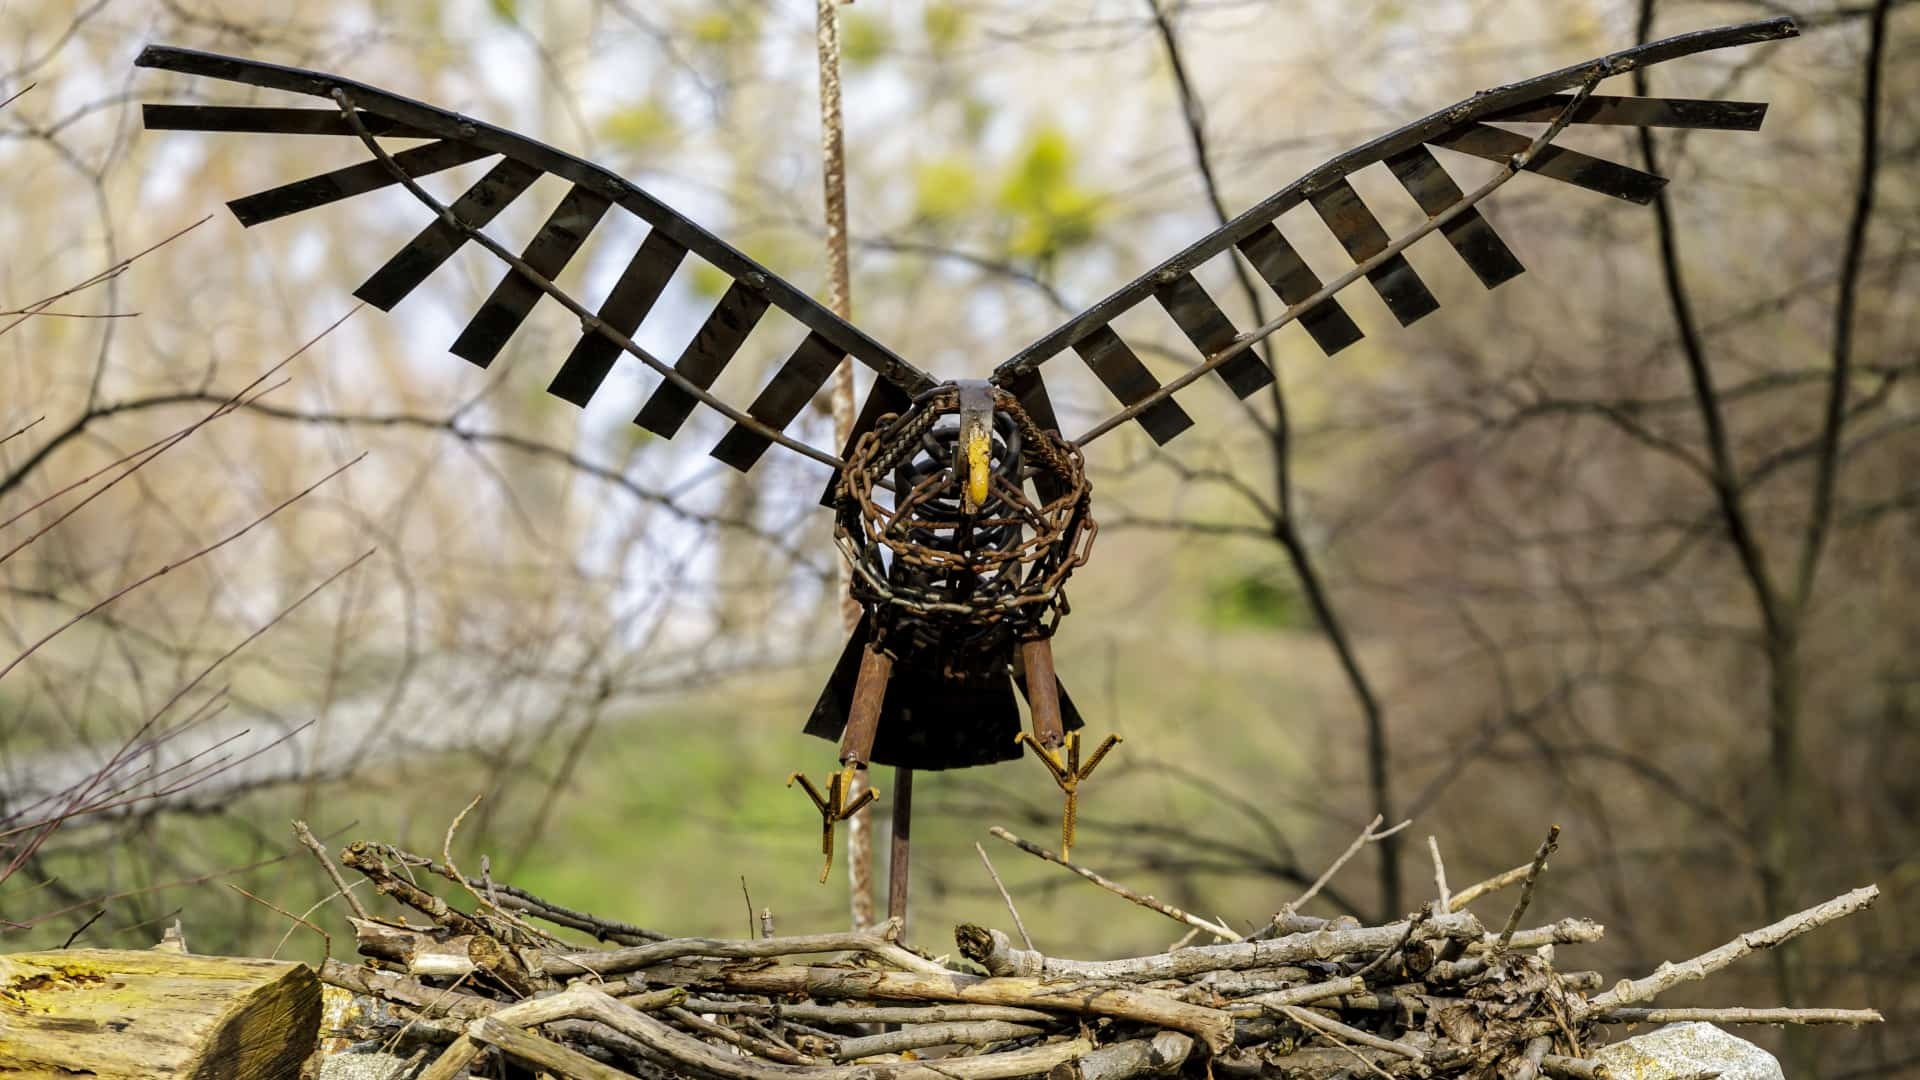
[{"left": 0, "top": 948, "right": 319, "bottom": 1079}]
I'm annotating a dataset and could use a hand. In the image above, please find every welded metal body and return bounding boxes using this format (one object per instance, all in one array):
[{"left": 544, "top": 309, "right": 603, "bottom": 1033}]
[
  {"left": 807, "top": 385, "right": 1094, "bottom": 770},
  {"left": 131, "top": 16, "right": 1796, "bottom": 855}
]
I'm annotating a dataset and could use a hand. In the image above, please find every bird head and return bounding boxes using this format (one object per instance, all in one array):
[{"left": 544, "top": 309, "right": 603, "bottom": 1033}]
[{"left": 954, "top": 380, "right": 995, "bottom": 515}]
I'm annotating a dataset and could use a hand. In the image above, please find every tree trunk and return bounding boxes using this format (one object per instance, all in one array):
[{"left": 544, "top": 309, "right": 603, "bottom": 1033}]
[{"left": 0, "top": 948, "right": 319, "bottom": 1079}]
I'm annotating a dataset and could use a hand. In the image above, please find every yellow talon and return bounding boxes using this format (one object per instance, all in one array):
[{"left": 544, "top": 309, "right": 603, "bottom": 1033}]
[
  {"left": 1016, "top": 730, "right": 1122, "bottom": 861},
  {"left": 789, "top": 765, "right": 879, "bottom": 884}
]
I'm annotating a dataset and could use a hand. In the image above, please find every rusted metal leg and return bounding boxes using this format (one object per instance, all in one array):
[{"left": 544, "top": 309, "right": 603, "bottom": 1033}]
[
  {"left": 1018, "top": 638, "right": 1065, "bottom": 750},
  {"left": 839, "top": 644, "right": 892, "bottom": 767},
  {"left": 1015, "top": 644, "right": 1122, "bottom": 861},
  {"left": 790, "top": 645, "right": 892, "bottom": 884}
]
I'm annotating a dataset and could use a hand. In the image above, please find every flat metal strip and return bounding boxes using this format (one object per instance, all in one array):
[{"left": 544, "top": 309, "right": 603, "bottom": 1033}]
[
  {"left": 548, "top": 228, "right": 689, "bottom": 407},
  {"left": 819, "top": 377, "right": 914, "bottom": 506},
  {"left": 1072, "top": 325, "right": 1193, "bottom": 445},
  {"left": 227, "top": 138, "right": 493, "bottom": 226},
  {"left": 449, "top": 183, "right": 613, "bottom": 368},
  {"left": 986, "top": 17, "right": 1795, "bottom": 381},
  {"left": 711, "top": 331, "right": 846, "bottom": 472},
  {"left": 1234, "top": 224, "right": 1365, "bottom": 356},
  {"left": 141, "top": 104, "right": 433, "bottom": 138},
  {"left": 1428, "top": 123, "right": 1668, "bottom": 204},
  {"left": 1482, "top": 94, "right": 1767, "bottom": 130},
  {"left": 1005, "top": 369, "right": 1071, "bottom": 504},
  {"left": 136, "top": 45, "right": 940, "bottom": 397},
  {"left": 1152, "top": 273, "right": 1273, "bottom": 399},
  {"left": 1386, "top": 146, "right": 1525, "bottom": 290},
  {"left": 1308, "top": 178, "right": 1441, "bottom": 327},
  {"left": 633, "top": 281, "right": 771, "bottom": 438},
  {"left": 354, "top": 157, "right": 543, "bottom": 311}
]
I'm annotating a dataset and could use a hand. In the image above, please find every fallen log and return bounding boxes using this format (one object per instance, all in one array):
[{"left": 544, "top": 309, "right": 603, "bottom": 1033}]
[{"left": 0, "top": 947, "right": 318, "bottom": 1079}]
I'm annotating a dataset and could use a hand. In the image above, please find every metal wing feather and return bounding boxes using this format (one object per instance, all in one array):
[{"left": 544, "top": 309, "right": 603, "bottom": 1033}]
[
  {"left": 988, "top": 17, "right": 1797, "bottom": 447},
  {"left": 135, "top": 46, "right": 941, "bottom": 477}
]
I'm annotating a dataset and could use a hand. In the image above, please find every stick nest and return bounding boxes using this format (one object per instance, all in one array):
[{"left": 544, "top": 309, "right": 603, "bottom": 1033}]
[{"left": 299, "top": 822, "right": 1880, "bottom": 1080}]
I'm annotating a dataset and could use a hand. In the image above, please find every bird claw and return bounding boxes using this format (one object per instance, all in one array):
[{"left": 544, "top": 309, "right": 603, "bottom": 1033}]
[
  {"left": 790, "top": 764, "right": 879, "bottom": 884},
  {"left": 1015, "top": 730, "right": 1122, "bottom": 861}
]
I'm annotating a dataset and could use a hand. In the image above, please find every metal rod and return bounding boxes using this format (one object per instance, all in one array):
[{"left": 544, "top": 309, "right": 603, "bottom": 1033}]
[
  {"left": 1074, "top": 71, "right": 1608, "bottom": 447},
  {"left": 1020, "top": 638, "right": 1066, "bottom": 748},
  {"left": 838, "top": 645, "right": 892, "bottom": 768},
  {"left": 888, "top": 766, "right": 913, "bottom": 929}
]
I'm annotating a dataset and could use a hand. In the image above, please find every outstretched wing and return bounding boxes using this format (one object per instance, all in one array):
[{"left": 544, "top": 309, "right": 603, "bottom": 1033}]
[
  {"left": 135, "top": 46, "right": 937, "bottom": 482},
  {"left": 989, "top": 17, "right": 1797, "bottom": 447}
]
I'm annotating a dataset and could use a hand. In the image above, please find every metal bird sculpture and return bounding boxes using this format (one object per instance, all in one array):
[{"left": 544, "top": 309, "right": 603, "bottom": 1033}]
[{"left": 135, "top": 16, "right": 1795, "bottom": 871}]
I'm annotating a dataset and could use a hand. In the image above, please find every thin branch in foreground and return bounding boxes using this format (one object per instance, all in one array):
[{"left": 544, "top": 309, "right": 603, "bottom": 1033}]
[
  {"left": 990, "top": 825, "right": 1234, "bottom": 940},
  {"left": 1495, "top": 825, "right": 1561, "bottom": 954},
  {"left": 227, "top": 883, "right": 331, "bottom": 958},
  {"left": 0, "top": 452, "right": 364, "bottom": 681},
  {"left": 1448, "top": 859, "right": 1535, "bottom": 912},
  {"left": 1428, "top": 835, "right": 1452, "bottom": 911},
  {"left": 1582, "top": 884, "right": 1880, "bottom": 1012},
  {"left": 0, "top": 82, "right": 38, "bottom": 111},
  {"left": 1593, "top": 1006, "right": 1883, "bottom": 1025},
  {"left": 0, "top": 416, "right": 43, "bottom": 449},
  {"left": 1278, "top": 815, "right": 1405, "bottom": 926},
  {"left": 0, "top": 215, "right": 211, "bottom": 340},
  {"left": 975, "top": 841, "right": 1034, "bottom": 952},
  {"left": 293, "top": 820, "right": 370, "bottom": 922}
]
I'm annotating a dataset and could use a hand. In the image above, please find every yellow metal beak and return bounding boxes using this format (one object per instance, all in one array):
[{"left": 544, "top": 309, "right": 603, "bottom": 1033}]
[{"left": 964, "top": 426, "right": 991, "bottom": 512}]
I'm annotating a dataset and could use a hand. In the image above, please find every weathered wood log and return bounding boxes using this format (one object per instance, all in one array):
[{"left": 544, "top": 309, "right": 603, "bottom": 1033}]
[
  {"left": 644, "top": 961, "right": 1237, "bottom": 1053},
  {"left": 0, "top": 948, "right": 318, "bottom": 1079}
]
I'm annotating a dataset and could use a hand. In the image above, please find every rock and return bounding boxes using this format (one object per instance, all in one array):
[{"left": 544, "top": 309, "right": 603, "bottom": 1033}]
[
  {"left": 312, "top": 981, "right": 432, "bottom": 1078},
  {"left": 1595, "top": 1022, "right": 1785, "bottom": 1080}
]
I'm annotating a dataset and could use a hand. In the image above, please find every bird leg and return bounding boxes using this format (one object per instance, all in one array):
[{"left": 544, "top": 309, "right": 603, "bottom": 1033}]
[
  {"left": 788, "top": 643, "right": 890, "bottom": 883},
  {"left": 1014, "top": 639, "right": 1121, "bottom": 860}
]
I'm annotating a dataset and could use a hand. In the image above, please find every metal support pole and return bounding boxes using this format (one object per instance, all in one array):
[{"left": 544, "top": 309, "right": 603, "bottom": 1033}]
[{"left": 887, "top": 766, "right": 913, "bottom": 928}]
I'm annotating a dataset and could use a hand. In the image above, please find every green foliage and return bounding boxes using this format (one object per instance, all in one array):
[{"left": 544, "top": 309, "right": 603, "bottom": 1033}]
[
  {"left": 913, "top": 157, "right": 978, "bottom": 220},
  {"left": 1204, "top": 569, "right": 1305, "bottom": 630},
  {"left": 600, "top": 101, "right": 677, "bottom": 152},
  {"left": 961, "top": 97, "right": 993, "bottom": 142},
  {"left": 689, "top": 12, "right": 743, "bottom": 47},
  {"left": 840, "top": 12, "right": 890, "bottom": 69},
  {"left": 923, "top": 3, "right": 967, "bottom": 54},
  {"left": 486, "top": 0, "right": 517, "bottom": 23},
  {"left": 689, "top": 262, "right": 732, "bottom": 299},
  {"left": 997, "top": 124, "right": 1106, "bottom": 262}
]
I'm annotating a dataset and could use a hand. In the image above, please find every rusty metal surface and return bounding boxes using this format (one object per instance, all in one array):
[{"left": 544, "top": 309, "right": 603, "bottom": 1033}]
[
  {"left": 1153, "top": 272, "right": 1273, "bottom": 399},
  {"left": 1309, "top": 177, "right": 1441, "bottom": 328},
  {"left": 1235, "top": 224, "right": 1366, "bottom": 357},
  {"left": 548, "top": 228, "right": 689, "bottom": 407},
  {"left": 633, "top": 281, "right": 771, "bottom": 438},
  {"left": 228, "top": 138, "right": 491, "bottom": 226},
  {"left": 355, "top": 157, "right": 542, "bottom": 311},
  {"left": 450, "top": 184, "right": 612, "bottom": 368},
  {"left": 838, "top": 645, "right": 893, "bottom": 767},
  {"left": 1426, "top": 123, "right": 1666, "bottom": 204},
  {"left": 1483, "top": 94, "right": 1767, "bottom": 129},
  {"left": 819, "top": 378, "right": 914, "bottom": 508},
  {"left": 1071, "top": 325, "right": 1194, "bottom": 445},
  {"left": 142, "top": 103, "right": 434, "bottom": 138},
  {"left": 1387, "top": 145, "right": 1525, "bottom": 290},
  {"left": 1004, "top": 369, "right": 1071, "bottom": 505},
  {"left": 137, "top": 44, "right": 939, "bottom": 401},
  {"left": 711, "top": 330, "right": 846, "bottom": 472},
  {"left": 990, "top": 15, "right": 1796, "bottom": 384},
  {"left": 137, "top": 21, "right": 1796, "bottom": 798},
  {"left": 1019, "top": 638, "right": 1065, "bottom": 749}
]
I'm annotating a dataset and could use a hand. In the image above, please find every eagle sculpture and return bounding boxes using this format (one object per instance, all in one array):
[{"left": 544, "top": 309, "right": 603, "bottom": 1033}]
[{"left": 135, "top": 16, "right": 1795, "bottom": 871}]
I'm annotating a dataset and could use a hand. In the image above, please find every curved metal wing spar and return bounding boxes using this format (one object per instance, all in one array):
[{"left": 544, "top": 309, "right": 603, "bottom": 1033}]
[{"left": 135, "top": 15, "right": 1794, "bottom": 476}]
